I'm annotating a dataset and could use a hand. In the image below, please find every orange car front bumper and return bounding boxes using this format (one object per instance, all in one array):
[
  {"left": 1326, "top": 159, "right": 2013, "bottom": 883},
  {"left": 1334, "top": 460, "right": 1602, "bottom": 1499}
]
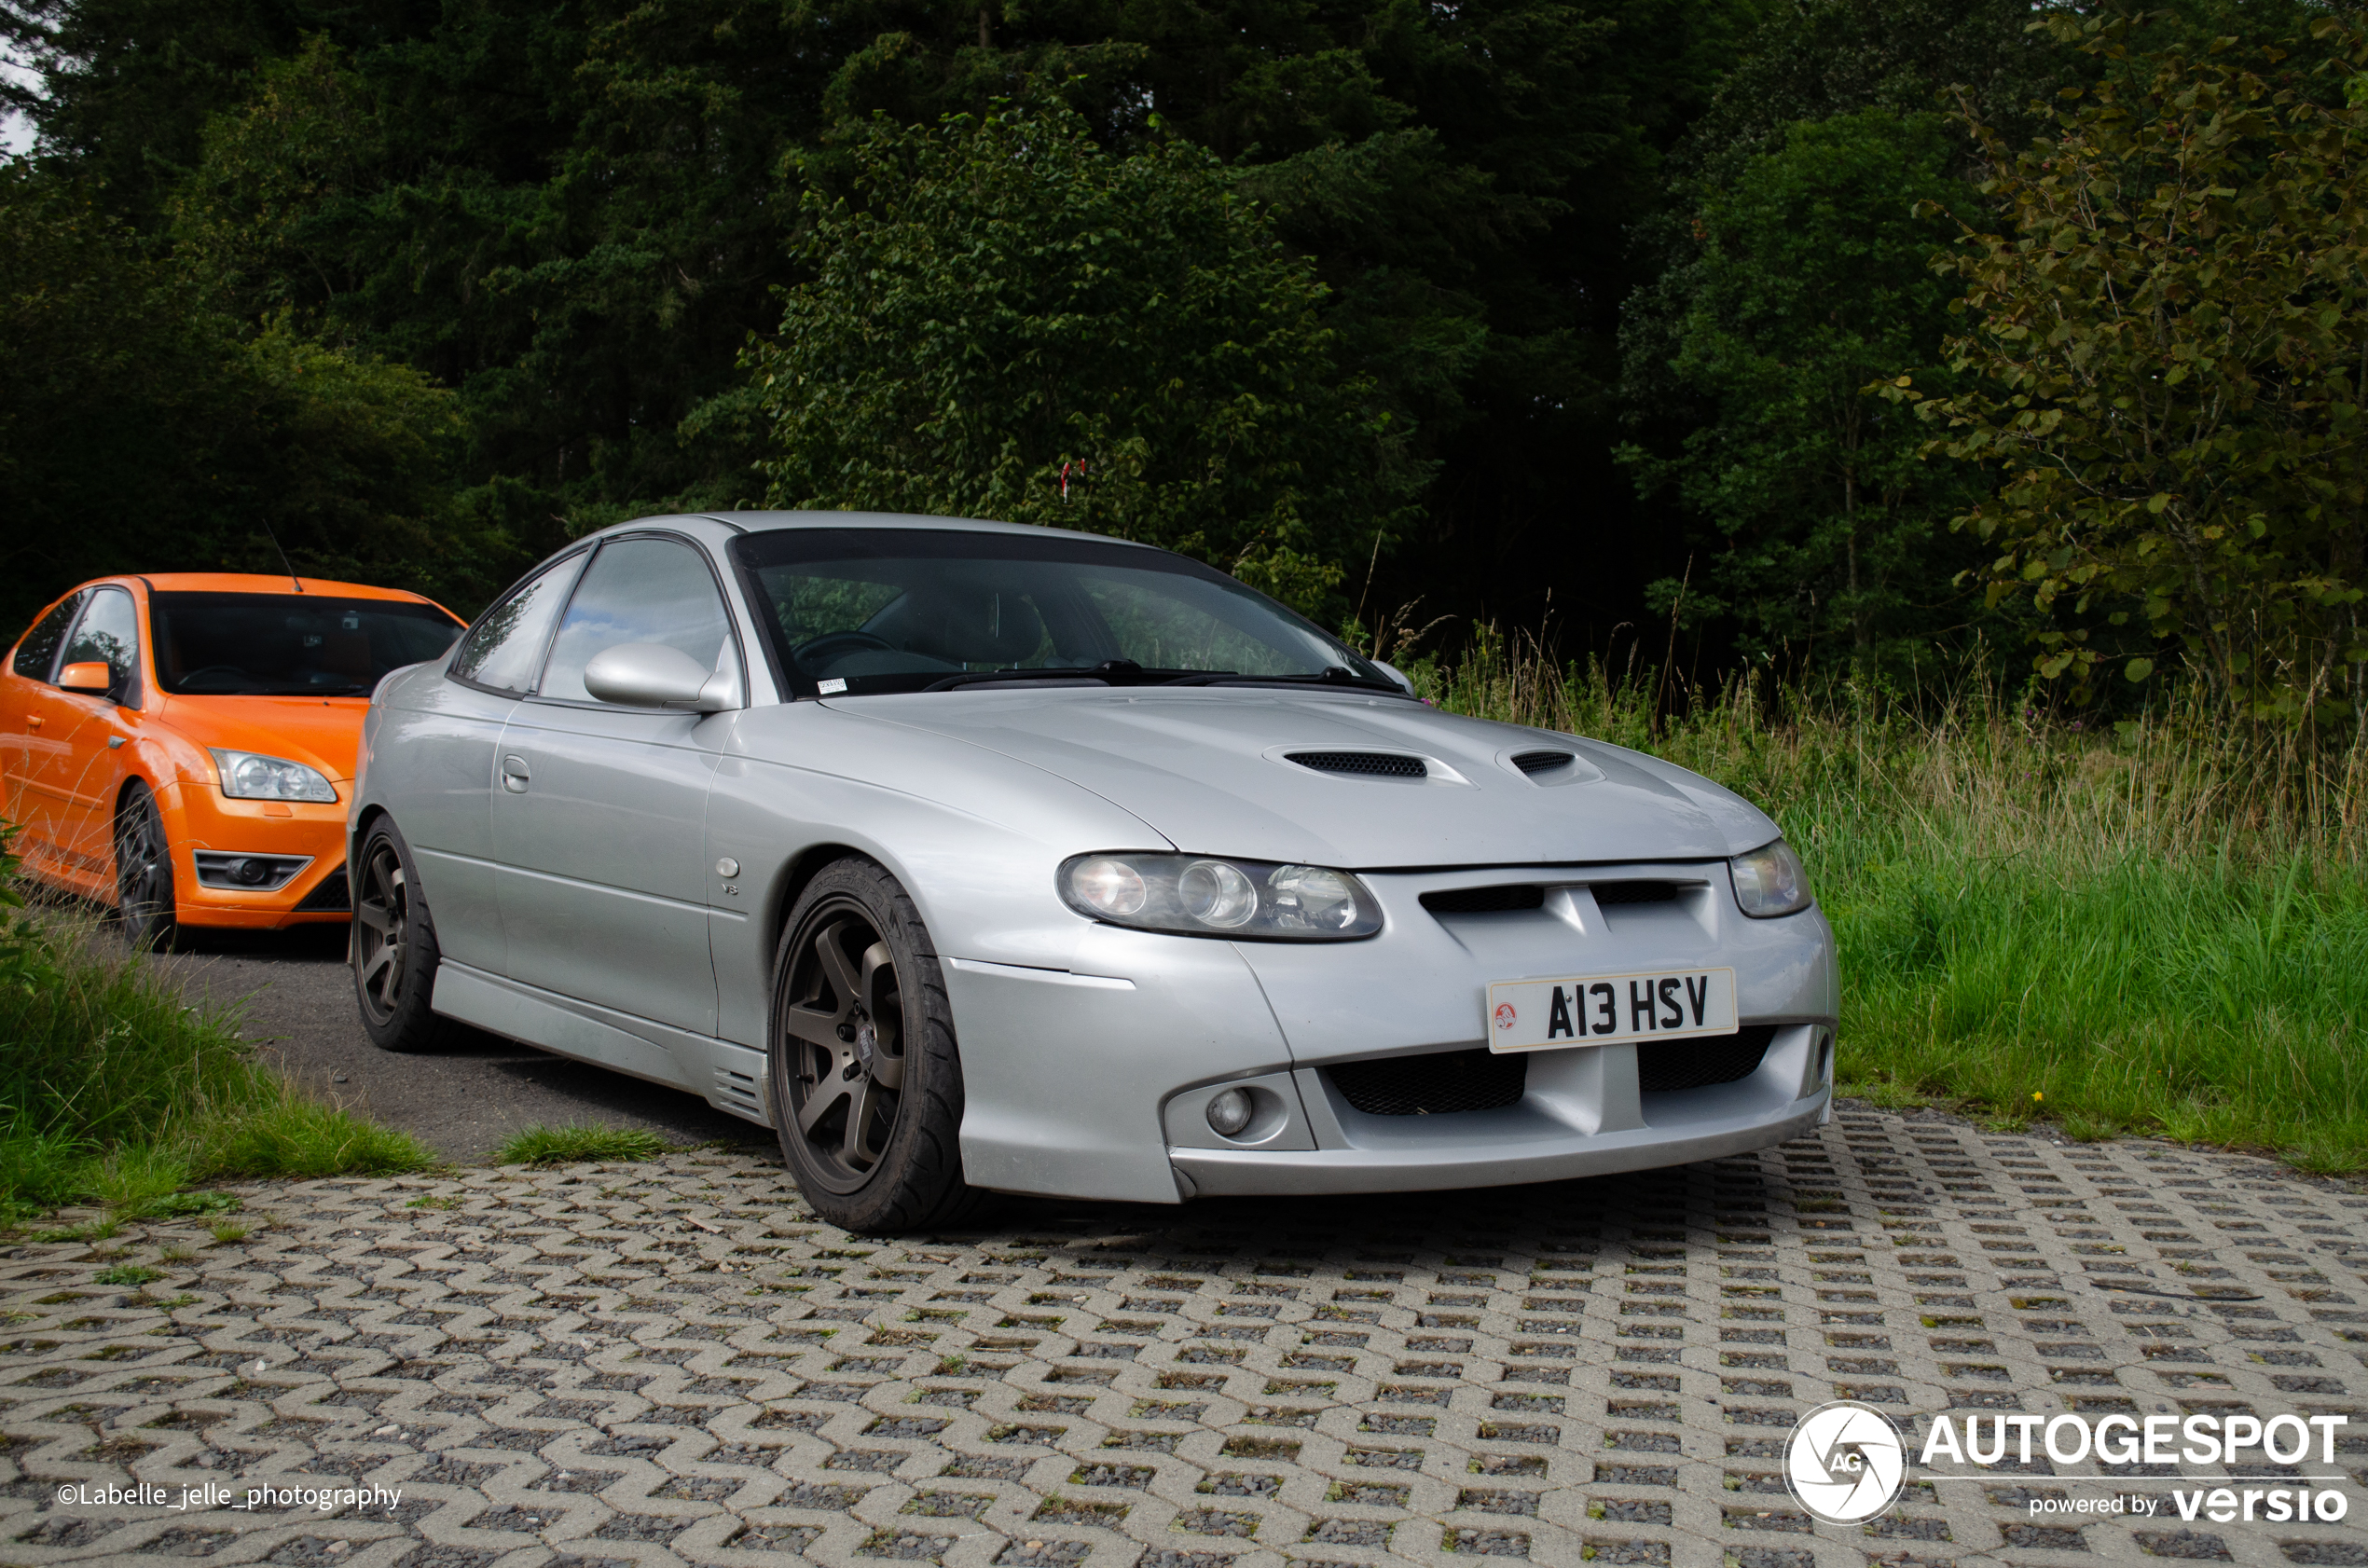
[{"left": 163, "top": 779, "right": 351, "bottom": 928}]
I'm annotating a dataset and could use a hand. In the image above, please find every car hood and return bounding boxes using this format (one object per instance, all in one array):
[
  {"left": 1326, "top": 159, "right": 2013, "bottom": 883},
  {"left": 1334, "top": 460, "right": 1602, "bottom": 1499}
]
[
  {"left": 154, "top": 694, "right": 367, "bottom": 781},
  {"left": 826, "top": 687, "right": 1782, "bottom": 867}
]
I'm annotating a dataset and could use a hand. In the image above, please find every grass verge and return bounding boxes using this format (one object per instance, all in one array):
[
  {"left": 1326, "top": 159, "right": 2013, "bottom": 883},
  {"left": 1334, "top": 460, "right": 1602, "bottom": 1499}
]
[
  {"left": 496, "top": 1123, "right": 668, "bottom": 1166},
  {"left": 1416, "top": 633, "right": 2368, "bottom": 1174},
  {"left": 0, "top": 851, "right": 432, "bottom": 1215}
]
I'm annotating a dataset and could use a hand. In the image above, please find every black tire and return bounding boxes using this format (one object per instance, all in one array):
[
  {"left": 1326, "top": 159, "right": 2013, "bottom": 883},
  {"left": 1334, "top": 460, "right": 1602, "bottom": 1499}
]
[
  {"left": 765, "top": 858, "right": 981, "bottom": 1232},
  {"left": 351, "top": 818, "right": 449, "bottom": 1053},
  {"left": 113, "top": 782, "right": 176, "bottom": 950}
]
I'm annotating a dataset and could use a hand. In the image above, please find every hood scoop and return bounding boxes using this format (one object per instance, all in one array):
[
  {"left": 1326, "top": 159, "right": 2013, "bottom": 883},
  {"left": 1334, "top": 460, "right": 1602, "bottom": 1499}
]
[
  {"left": 1511, "top": 750, "right": 1576, "bottom": 775},
  {"left": 1286, "top": 750, "right": 1427, "bottom": 779}
]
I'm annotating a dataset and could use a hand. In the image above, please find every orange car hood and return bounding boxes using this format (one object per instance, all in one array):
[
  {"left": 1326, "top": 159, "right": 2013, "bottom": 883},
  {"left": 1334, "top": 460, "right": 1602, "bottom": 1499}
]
[{"left": 153, "top": 695, "right": 370, "bottom": 782}]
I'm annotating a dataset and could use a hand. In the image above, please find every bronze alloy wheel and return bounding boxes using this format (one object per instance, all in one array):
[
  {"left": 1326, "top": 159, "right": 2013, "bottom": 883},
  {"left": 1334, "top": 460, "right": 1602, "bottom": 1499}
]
[
  {"left": 350, "top": 818, "right": 447, "bottom": 1053},
  {"left": 353, "top": 834, "right": 412, "bottom": 1025},
  {"left": 113, "top": 783, "right": 174, "bottom": 948},
  {"left": 765, "top": 857, "right": 977, "bottom": 1231},
  {"left": 778, "top": 897, "right": 909, "bottom": 1191}
]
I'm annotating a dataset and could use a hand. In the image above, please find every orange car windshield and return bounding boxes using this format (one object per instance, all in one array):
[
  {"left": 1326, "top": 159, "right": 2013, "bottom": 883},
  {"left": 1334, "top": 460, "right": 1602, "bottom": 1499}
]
[{"left": 150, "top": 593, "right": 463, "bottom": 697}]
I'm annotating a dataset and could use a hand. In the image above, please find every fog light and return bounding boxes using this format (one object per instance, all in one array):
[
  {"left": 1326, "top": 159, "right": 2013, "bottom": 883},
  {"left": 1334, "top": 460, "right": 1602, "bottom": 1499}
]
[
  {"left": 1205, "top": 1088, "right": 1254, "bottom": 1137},
  {"left": 230, "top": 858, "right": 271, "bottom": 886}
]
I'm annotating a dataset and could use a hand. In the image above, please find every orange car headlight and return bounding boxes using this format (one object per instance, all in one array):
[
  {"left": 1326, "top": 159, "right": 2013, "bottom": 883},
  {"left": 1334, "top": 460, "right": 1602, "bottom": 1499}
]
[{"left": 210, "top": 749, "right": 339, "bottom": 803}]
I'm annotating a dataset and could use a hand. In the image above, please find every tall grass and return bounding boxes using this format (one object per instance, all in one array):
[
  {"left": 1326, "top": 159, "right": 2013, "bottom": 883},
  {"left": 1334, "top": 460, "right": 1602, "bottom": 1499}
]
[
  {"left": 0, "top": 911, "right": 431, "bottom": 1215},
  {"left": 1412, "top": 630, "right": 2368, "bottom": 1170}
]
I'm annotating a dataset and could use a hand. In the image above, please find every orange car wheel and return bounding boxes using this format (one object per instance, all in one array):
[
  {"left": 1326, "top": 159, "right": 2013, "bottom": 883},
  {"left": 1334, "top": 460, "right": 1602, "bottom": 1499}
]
[
  {"left": 352, "top": 819, "right": 448, "bottom": 1052},
  {"left": 114, "top": 783, "right": 176, "bottom": 950}
]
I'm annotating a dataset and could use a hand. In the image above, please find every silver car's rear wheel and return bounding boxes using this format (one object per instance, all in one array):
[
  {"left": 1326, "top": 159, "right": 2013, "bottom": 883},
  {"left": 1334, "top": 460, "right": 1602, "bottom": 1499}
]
[{"left": 768, "top": 859, "right": 977, "bottom": 1231}]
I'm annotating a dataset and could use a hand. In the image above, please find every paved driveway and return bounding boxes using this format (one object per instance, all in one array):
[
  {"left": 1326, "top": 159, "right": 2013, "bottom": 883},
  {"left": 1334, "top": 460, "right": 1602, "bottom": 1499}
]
[
  {"left": 148, "top": 927, "right": 757, "bottom": 1162},
  {"left": 0, "top": 1112, "right": 2361, "bottom": 1568}
]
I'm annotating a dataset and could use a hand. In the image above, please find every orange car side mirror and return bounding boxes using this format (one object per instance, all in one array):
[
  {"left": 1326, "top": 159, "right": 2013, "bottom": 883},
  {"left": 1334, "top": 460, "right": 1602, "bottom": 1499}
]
[{"left": 57, "top": 662, "right": 112, "bottom": 695}]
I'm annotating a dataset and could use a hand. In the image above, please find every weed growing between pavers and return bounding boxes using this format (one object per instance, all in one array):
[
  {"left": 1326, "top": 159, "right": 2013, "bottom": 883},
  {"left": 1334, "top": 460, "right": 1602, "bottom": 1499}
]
[{"left": 495, "top": 1123, "right": 668, "bottom": 1166}]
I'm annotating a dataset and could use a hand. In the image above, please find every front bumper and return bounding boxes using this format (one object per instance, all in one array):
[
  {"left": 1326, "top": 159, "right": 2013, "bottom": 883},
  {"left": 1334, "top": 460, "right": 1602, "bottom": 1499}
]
[
  {"left": 164, "top": 782, "right": 351, "bottom": 928},
  {"left": 1173, "top": 1032, "right": 1830, "bottom": 1198},
  {"left": 942, "top": 860, "right": 1838, "bottom": 1204}
]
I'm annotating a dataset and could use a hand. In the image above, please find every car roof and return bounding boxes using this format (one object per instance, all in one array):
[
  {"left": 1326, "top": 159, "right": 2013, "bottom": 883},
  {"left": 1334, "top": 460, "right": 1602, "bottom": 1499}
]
[
  {"left": 653, "top": 510, "right": 1167, "bottom": 551},
  {"left": 132, "top": 572, "right": 454, "bottom": 605}
]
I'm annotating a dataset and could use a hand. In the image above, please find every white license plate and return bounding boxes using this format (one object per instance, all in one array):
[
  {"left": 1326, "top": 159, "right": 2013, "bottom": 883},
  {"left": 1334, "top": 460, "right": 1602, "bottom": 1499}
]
[{"left": 1485, "top": 967, "right": 1738, "bottom": 1053}]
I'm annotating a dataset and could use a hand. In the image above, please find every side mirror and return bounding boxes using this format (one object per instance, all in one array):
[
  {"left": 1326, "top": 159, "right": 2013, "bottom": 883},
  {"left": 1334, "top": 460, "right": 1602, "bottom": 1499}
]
[
  {"left": 58, "top": 661, "right": 113, "bottom": 695},
  {"left": 582, "top": 642, "right": 735, "bottom": 712}
]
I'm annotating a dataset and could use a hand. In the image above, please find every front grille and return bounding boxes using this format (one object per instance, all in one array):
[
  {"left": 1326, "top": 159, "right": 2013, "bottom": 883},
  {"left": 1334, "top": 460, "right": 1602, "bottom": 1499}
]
[
  {"left": 293, "top": 864, "right": 351, "bottom": 912},
  {"left": 1511, "top": 750, "right": 1576, "bottom": 775},
  {"left": 1591, "top": 880, "right": 1680, "bottom": 905},
  {"left": 1287, "top": 750, "right": 1427, "bottom": 778},
  {"left": 1421, "top": 884, "right": 1545, "bottom": 915},
  {"left": 1328, "top": 1048, "right": 1528, "bottom": 1116},
  {"left": 1637, "top": 1025, "right": 1776, "bottom": 1092}
]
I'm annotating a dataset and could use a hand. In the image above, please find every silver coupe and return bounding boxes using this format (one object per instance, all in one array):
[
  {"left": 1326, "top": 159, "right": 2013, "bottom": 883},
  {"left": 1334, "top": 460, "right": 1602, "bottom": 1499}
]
[{"left": 349, "top": 512, "right": 1838, "bottom": 1230}]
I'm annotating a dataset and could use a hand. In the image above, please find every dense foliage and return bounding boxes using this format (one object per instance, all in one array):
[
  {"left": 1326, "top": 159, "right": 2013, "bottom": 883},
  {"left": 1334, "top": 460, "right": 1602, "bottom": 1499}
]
[
  {"left": 748, "top": 103, "right": 1420, "bottom": 613},
  {"left": 1898, "top": 13, "right": 2368, "bottom": 724},
  {"left": 0, "top": 0, "right": 2355, "bottom": 720},
  {"left": 1618, "top": 109, "right": 1987, "bottom": 675}
]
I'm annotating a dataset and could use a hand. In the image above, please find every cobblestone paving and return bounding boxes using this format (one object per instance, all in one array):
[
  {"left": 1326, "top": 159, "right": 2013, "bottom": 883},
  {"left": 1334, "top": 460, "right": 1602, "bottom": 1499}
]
[{"left": 0, "top": 1108, "right": 2361, "bottom": 1568}]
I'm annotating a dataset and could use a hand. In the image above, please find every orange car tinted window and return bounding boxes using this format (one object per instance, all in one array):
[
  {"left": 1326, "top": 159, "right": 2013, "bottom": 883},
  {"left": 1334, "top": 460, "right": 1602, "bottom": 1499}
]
[
  {"left": 11, "top": 594, "right": 83, "bottom": 681},
  {"left": 451, "top": 555, "right": 582, "bottom": 694},
  {"left": 150, "top": 594, "right": 462, "bottom": 696}
]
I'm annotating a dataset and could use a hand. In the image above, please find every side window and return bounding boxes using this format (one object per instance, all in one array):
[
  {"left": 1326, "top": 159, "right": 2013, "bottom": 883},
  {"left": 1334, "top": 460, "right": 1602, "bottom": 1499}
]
[
  {"left": 449, "top": 554, "right": 584, "bottom": 694},
  {"left": 11, "top": 593, "right": 83, "bottom": 681},
  {"left": 538, "top": 538, "right": 735, "bottom": 704},
  {"left": 59, "top": 587, "right": 141, "bottom": 700}
]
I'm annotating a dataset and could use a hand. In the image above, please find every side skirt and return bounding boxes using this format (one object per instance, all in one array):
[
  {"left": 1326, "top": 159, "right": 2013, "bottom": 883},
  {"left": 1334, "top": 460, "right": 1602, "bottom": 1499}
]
[{"left": 431, "top": 958, "right": 727, "bottom": 1107}]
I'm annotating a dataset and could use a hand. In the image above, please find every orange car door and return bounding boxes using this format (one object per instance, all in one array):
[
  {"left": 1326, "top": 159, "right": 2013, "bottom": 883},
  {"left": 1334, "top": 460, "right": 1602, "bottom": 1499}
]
[
  {"left": 35, "top": 586, "right": 143, "bottom": 879},
  {"left": 1, "top": 591, "right": 88, "bottom": 871}
]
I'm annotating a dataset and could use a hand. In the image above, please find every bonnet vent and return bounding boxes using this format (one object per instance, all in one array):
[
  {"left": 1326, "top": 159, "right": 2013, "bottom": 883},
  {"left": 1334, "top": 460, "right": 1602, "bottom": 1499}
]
[
  {"left": 1511, "top": 750, "right": 1577, "bottom": 775},
  {"left": 1287, "top": 750, "right": 1427, "bottom": 779}
]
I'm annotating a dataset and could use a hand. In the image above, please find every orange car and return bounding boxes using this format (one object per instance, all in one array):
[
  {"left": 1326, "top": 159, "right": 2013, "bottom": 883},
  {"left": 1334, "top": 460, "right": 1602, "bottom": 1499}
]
[{"left": 0, "top": 573, "right": 466, "bottom": 942}]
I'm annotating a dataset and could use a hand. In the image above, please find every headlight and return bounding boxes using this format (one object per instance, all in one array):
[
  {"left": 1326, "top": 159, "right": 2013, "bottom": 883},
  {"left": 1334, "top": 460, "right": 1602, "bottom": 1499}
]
[
  {"left": 211, "top": 749, "right": 338, "bottom": 803},
  {"left": 1059, "top": 853, "right": 1382, "bottom": 941},
  {"left": 1730, "top": 838, "right": 1811, "bottom": 917}
]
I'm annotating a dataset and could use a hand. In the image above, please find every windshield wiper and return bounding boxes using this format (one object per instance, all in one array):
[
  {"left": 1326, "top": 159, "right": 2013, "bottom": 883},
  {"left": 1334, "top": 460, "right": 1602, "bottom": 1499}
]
[
  {"left": 910, "top": 661, "right": 1404, "bottom": 696},
  {"left": 1162, "top": 667, "right": 1409, "bottom": 695},
  {"left": 919, "top": 660, "right": 1163, "bottom": 693}
]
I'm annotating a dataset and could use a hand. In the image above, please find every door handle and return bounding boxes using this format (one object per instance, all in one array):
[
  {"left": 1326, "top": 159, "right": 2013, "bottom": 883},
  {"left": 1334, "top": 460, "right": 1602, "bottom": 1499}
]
[{"left": 500, "top": 755, "right": 530, "bottom": 793}]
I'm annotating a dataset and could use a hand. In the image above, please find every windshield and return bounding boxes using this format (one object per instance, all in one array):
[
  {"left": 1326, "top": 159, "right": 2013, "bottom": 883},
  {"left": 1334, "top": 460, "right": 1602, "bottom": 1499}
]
[
  {"left": 150, "top": 593, "right": 465, "bottom": 697},
  {"left": 731, "top": 528, "right": 1396, "bottom": 697}
]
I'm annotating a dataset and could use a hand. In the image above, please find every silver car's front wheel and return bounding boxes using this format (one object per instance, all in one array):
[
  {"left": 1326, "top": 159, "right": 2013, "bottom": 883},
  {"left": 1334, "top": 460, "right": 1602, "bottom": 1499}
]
[
  {"left": 767, "top": 858, "right": 976, "bottom": 1231},
  {"left": 351, "top": 818, "right": 448, "bottom": 1053}
]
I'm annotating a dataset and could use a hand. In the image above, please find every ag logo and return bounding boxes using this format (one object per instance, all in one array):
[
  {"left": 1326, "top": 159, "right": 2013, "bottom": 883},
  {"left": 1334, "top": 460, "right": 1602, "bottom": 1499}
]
[{"left": 1785, "top": 1400, "right": 1907, "bottom": 1524}]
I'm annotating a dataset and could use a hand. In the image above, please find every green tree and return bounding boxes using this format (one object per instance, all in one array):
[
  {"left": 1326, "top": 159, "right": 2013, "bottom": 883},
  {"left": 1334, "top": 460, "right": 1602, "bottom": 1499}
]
[
  {"left": 744, "top": 103, "right": 1422, "bottom": 613},
  {"left": 9, "top": 0, "right": 1756, "bottom": 636},
  {"left": 1618, "top": 109, "right": 1987, "bottom": 673},
  {"left": 1897, "top": 13, "right": 2368, "bottom": 724},
  {"left": 0, "top": 163, "right": 494, "bottom": 628}
]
